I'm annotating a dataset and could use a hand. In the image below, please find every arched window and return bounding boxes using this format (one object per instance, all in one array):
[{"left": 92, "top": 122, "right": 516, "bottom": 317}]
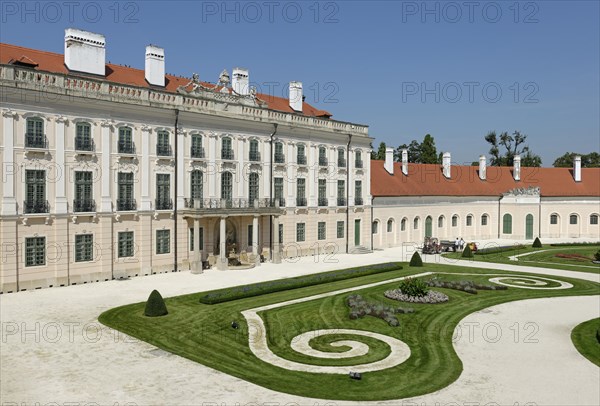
[
  {"left": 190, "top": 170, "right": 203, "bottom": 201},
  {"left": 221, "top": 171, "right": 233, "bottom": 201},
  {"left": 372, "top": 221, "right": 379, "bottom": 234},
  {"left": 248, "top": 172, "right": 259, "bottom": 203},
  {"left": 191, "top": 133, "right": 204, "bottom": 158},
  {"left": 274, "top": 141, "right": 285, "bottom": 163},
  {"left": 26, "top": 117, "right": 45, "bottom": 148},
  {"left": 297, "top": 143, "right": 307, "bottom": 164},
  {"left": 550, "top": 214, "right": 558, "bottom": 225},
  {"left": 481, "top": 214, "right": 488, "bottom": 226},
  {"left": 337, "top": 148, "right": 346, "bottom": 167},
  {"left": 503, "top": 214, "right": 512, "bottom": 234},
  {"left": 118, "top": 126, "right": 133, "bottom": 153},
  {"left": 466, "top": 215, "right": 473, "bottom": 226},
  {"left": 222, "top": 137, "right": 233, "bottom": 159},
  {"left": 438, "top": 215, "right": 444, "bottom": 228},
  {"left": 570, "top": 214, "right": 578, "bottom": 225},
  {"left": 414, "top": 217, "right": 419, "bottom": 230},
  {"left": 401, "top": 218, "right": 407, "bottom": 231},
  {"left": 387, "top": 219, "right": 393, "bottom": 232},
  {"left": 452, "top": 215, "right": 458, "bottom": 227},
  {"left": 319, "top": 146, "right": 327, "bottom": 166},
  {"left": 75, "top": 122, "right": 92, "bottom": 151},
  {"left": 425, "top": 216, "right": 433, "bottom": 237},
  {"left": 591, "top": 214, "right": 599, "bottom": 225},
  {"left": 249, "top": 139, "right": 260, "bottom": 161}
]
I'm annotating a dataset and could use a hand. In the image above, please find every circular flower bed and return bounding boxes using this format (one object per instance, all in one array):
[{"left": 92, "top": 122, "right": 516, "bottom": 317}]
[{"left": 384, "top": 289, "right": 449, "bottom": 304}]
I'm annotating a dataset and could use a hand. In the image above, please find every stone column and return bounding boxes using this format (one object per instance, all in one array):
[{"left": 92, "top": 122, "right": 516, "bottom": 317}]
[
  {"left": 177, "top": 127, "right": 185, "bottom": 208},
  {"left": 237, "top": 137, "right": 245, "bottom": 199},
  {"left": 252, "top": 215, "right": 260, "bottom": 265},
  {"left": 272, "top": 215, "right": 281, "bottom": 264},
  {"left": 208, "top": 133, "right": 217, "bottom": 198},
  {"left": 217, "top": 216, "right": 228, "bottom": 270},
  {"left": 54, "top": 116, "right": 68, "bottom": 214},
  {"left": 100, "top": 120, "right": 113, "bottom": 212},
  {"left": 286, "top": 142, "right": 295, "bottom": 206},
  {"left": 309, "top": 143, "right": 317, "bottom": 206},
  {"left": 263, "top": 140, "right": 271, "bottom": 200},
  {"left": 191, "top": 217, "right": 203, "bottom": 274},
  {"left": 2, "top": 110, "right": 17, "bottom": 215},
  {"left": 140, "top": 125, "right": 152, "bottom": 211},
  {"left": 366, "top": 149, "right": 372, "bottom": 206},
  {"left": 348, "top": 148, "right": 355, "bottom": 207}
]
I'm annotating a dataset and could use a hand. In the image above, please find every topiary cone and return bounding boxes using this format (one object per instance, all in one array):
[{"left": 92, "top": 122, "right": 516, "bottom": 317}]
[
  {"left": 461, "top": 244, "right": 473, "bottom": 258},
  {"left": 532, "top": 237, "right": 542, "bottom": 248},
  {"left": 144, "top": 289, "right": 168, "bottom": 317},
  {"left": 409, "top": 252, "right": 423, "bottom": 267}
]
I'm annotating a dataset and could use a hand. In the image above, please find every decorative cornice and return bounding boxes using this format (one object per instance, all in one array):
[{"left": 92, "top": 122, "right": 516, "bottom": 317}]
[
  {"left": 55, "top": 115, "right": 68, "bottom": 123},
  {"left": 2, "top": 109, "right": 18, "bottom": 118}
]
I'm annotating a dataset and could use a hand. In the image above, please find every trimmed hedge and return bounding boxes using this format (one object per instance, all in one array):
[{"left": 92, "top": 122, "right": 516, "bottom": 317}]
[
  {"left": 144, "top": 290, "right": 168, "bottom": 317},
  {"left": 409, "top": 252, "right": 423, "bottom": 267},
  {"left": 597, "top": 328, "right": 600, "bottom": 344},
  {"left": 532, "top": 237, "right": 542, "bottom": 248},
  {"left": 595, "top": 250, "right": 600, "bottom": 262},
  {"left": 475, "top": 245, "right": 526, "bottom": 256},
  {"left": 461, "top": 244, "right": 473, "bottom": 258},
  {"left": 198, "top": 262, "right": 403, "bottom": 304},
  {"left": 550, "top": 242, "right": 600, "bottom": 247}
]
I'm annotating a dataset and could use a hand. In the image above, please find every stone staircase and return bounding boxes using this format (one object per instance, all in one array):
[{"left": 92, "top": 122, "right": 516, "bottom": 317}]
[{"left": 349, "top": 245, "right": 372, "bottom": 254}]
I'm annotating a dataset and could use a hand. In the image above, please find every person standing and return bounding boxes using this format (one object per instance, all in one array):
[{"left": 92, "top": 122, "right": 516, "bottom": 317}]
[
  {"left": 459, "top": 238, "right": 465, "bottom": 250},
  {"left": 454, "top": 238, "right": 459, "bottom": 252}
]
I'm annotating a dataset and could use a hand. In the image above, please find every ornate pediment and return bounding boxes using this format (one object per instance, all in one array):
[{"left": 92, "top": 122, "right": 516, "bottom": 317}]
[
  {"left": 504, "top": 186, "right": 540, "bottom": 196},
  {"left": 177, "top": 72, "right": 266, "bottom": 107}
]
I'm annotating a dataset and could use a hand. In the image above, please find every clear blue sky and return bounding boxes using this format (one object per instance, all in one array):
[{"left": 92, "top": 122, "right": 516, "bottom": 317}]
[{"left": 2, "top": 0, "right": 598, "bottom": 166}]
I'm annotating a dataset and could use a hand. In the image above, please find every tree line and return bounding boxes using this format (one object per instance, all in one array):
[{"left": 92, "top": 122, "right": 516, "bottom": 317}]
[{"left": 370, "top": 131, "right": 599, "bottom": 168}]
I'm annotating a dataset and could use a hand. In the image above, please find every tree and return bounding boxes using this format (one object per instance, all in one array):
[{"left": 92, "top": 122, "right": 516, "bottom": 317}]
[
  {"left": 484, "top": 130, "right": 541, "bottom": 167},
  {"left": 395, "top": 134, "right": 439, "bottom": 164},
  {"left": 553, "top": 152, "right": 600, "bottom": 168},
  {"left": 372, "top": 142, "right": 387, "bottom": 160}
]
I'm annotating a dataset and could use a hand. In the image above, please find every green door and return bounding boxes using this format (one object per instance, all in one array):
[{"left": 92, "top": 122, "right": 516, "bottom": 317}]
[
  {"left": 425, "top": 216, "right": 433, "bottom": 238},
  {"left": 354, "top": 219, "right": 360, "bottom": 246},
  {"left": 526, "top": 214, "right": 534, "bottom": 240}
]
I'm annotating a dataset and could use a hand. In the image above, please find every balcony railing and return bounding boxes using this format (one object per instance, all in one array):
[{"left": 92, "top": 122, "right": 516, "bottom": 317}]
[
  {"left": 249, "top": 151, "right": 261, "bottom": 161},
  {"left": 157, "top": 145, "right": 172, "bottom": 157},
  {"left": 25, "top": 134, "right": 48, "bottom": 149},
  {"left": 75, "top": 137, "right": 94, "bottom": 152},
  {"left": 354, "top": 197, "right": 364, "bottom": 206},
  {"left": 116, "top": 198, "right": 136, "bottom": 211},
  {"left": 274, "top": 197, "right": 286, "bottom": 207},
  {"left": 319, "top": 156, "right": 328, "bottom": 166},
  {"left": 118, "top": 142, "right": 135, "bottom": 154},
  {"left": 73, "top": 199, "right": 96, "bottom": 213},
  {"left": 296, "top": 197, "right": 307, "bottom": 207},
  {"left": 155, "top": 198, "right": 173, "bottom": 210},
  {"left": 338, "top": 158, "right": 347, "bottom": 168},
  {"left": 274, "top": 152, "right": 285, "bottom": 164},
  {"left": 191, "top": 145, "right": 205, "bottom": 159},
  {"left": 318, "top": 197, "right": 328, "bottom": 207},
  {"left": 337, "top": 197, "right": 347, "bottom": 206},
  {"left": 222, "top": 149, "right": 234, "bottom": 160},
  {"left": 184, "top": 198, "right": 283, "bottom": 210},
  {"left": 355, "top": 159, "right": 364, "bottom": 169},
  {"left": 23, "top": 200, "right": 49, "bottom": 214},
  {"left": 297, "top": 154, "right": 307, "bottom": 165}
]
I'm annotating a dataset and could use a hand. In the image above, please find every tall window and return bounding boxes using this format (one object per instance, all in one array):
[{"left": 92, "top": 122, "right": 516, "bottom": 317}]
[
  {"left": 26, "top": 117, "right": 45, "bottom": 148},
  {"left": 296, "top": 178, "right": 306, "bottom": 206},
  {"left": 249, "top": 173, "right": 260, "bottom": 203},
  {"left": 189, "top": 227, "right": 203, "bottom": 251},
  {"left": 74, "top": 171, "right": 94, "bottom": 212},
  {"left": 319, "top": 146, "right": 327, "bottom": 166},
  {"left": 452, "top": 215, "right": 458, "bottom": 227},
  {"left": 355, "top": 180, "right": 363, "bottom": 205},
  {"left": 296, "top": 223, "right": 306, "bottom": 242},
  {"left": 25, "top": 236, "right": 46, "bottom": 267},
  {"left": 274, "top": 177, "right": 284, "bottom": 206},
  {"left": 387, "top": 219, "right": 393, "bottom": 232},
  {"left": 438, "top": 216, "right": 444, "bottom": 228},
  {"left": 221, "top": 171, "right": 233, "bottom": 201},
  {"left": 550, "top": 214, "right": 558, "bottom": 225},
  {"left": 117, "top": 172, "right": 135, "bottom": 211},
  {"left": 466, "top": 215, "right": 473, "bottom": 226},
  {"left": 355, "top": 151, "right": 363, "bottom": 168},
  {"left": 372, "top": 221, "right": 379, "bottom": 234},
  {"left": 318, "top": 179, "right": 327, "bottom": 206},
  {"left": 503, "top": 214, "right": 512, "bottom": 234},
  {"left": 191, "top": 170, "right": 203, "bottom": 202},
  {"left": 25, "top": 170, "right": 47, "bottom": 213},
  {"left": 157, "top": 131, "right": 170, "bottom": 156},
  {"left": 570, "top": 214, "right": 578, "bottom": 225},
  {"left": 75, "top": 122, "right": 92, "bottom": 151},
  {"left": 591, "top": 214, "right": 599, "bottom": 225},
  {"left": 249, "top": 139, "right": 260, "bottom": 161},
  {"left": 156, "top": 174, "right": 171, "bottom": 210},
  {"left": 118, "top": 127, "right": 133, "bottom": 153},
  {"left": 248, "top": 225, "right": 254, "bottom": 247},
  {"left": 75, "top": 234, "right": 93, "bottom": 262},
  {"left": 337, "top": 148, "right": 346, "bottom": 167},
  {"left": 221, "top": 137, "right": 233, "bottom": 159},
  {"left": 274, "top": 142, "right": 284, "bottom": 163},
  {"left": 278, "top": 224, "right": 284, "bottom": 243},
  {"left": 156, "top": 229, "right": 170, "bottom": 254},
  {"left": 337, "top": 180, "right": 345, "bottom": 206},
  {"left": 297, "top": 144, "right": 306, "bottom": 164},
  {"left": 118, "top": 231, "right": 134, "bottom": 258},
  {"left": 481, "top": 214, "right": 488, "bottom": 226},
  {"left": 414, "top": 217, "right": 419, "bottom": 230},
  {"left": 401, "top": 218, "right": 406, "bottom": 231},
  {"left": 337, "top": 221, "right": 345, "bottom": 238},
  {"left": 191, "top": 133, "right": 204, "bottom": 158},
  {"left": 318, "top": 222, "right": 326, "bottom": 240}
]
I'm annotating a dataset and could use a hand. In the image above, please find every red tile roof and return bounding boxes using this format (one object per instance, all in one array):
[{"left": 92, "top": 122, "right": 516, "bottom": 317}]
[
  {"left": 0, "top": 43, "right": 332, "bottom": 118},
  {"left": 371, "top": 161, "right": 600, "bottom": 198}
]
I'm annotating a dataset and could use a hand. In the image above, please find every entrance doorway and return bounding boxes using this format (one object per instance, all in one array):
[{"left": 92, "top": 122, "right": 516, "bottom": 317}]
[{"left": 354, "top": 219, "right": 361, "bottom": 246}]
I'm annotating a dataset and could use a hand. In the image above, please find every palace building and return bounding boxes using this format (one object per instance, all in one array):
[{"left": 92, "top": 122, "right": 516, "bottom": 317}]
[{"left": 1, "top": 29, "right": 598, "bottom": 294}]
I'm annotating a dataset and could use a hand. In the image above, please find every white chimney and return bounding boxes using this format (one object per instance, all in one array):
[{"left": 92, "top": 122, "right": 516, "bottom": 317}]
[
  {"left": 574, "top": 155, "right": 582, "bottom": 182},
  {"left": 289, "top": 81, "right": 303, "bottom": 112},
  {"left": 401, "top": 148, "right": 408, "bottom": 176},
  {"left": 232, "top": 68, "right": 249, "bottom": 95},
  {"left": 442, "top": 152, "right": 451, "bottom": 178},
  {"left": 64, "top": 28, "right": 106, "bottom": 76},
  {"left": 145, "top": 45, "right": 165, "bottom": 87},
  {"left": 513, "top": 155, "right": 521, "bottom": 181},
  {"left": 479, "top": 155, "right": 487, "bottom": 181},
  {"left": 384, "top": 147, "right": 394, "bottom": 175}
]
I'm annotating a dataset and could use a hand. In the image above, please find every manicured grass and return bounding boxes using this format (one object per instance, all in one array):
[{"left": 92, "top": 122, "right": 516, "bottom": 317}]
[
  {"left": 99, "top": 264, "right": 600, "bottom": 401},
  {"left": 443, "top": 244, "right": 600, "bottom": 274},
  {"left": 571, "top": 318, "right": 600, "bottom": 367}
]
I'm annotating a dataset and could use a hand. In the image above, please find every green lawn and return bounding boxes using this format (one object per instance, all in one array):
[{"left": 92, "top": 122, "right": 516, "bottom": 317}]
[
  {"left": 443, "top": 244, "right": 600, "bottom": 274},
  {"left": 571, "top": 318, "right": 600, "bottom": 367},
  {"left": 99, "top": 263, "right": 600, "bottom": 401}
]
